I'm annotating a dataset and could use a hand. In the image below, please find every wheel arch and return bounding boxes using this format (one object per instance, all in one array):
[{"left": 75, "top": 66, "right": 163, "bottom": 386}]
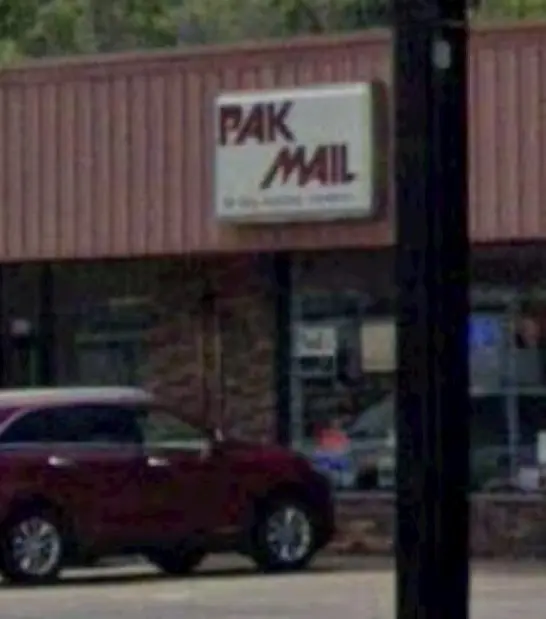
[
  {"left": 0, "top": 494, "right": 77, "bottom": 549},
  {"left": 246, "top": 481, "right": 321, "bottom": 538},
  {"left": 243, "top": 478, "right": 334, "bottom": 551},
  {"left": 241, "top": 481, "right": 323, "bottom": 571}
]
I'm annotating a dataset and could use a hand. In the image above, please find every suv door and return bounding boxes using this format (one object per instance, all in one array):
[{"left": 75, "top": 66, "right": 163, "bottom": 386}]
[
  {"left": 0, "top": 404, "right": 146, "bottom": 548},
  {"left": 136, "top": 409, "right": 233, "bottom": 542}
]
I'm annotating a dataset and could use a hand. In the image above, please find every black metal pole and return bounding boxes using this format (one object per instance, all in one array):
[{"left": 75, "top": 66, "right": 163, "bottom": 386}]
[{"left": 393, "top": 1, "right": 470, "bottom": 619}]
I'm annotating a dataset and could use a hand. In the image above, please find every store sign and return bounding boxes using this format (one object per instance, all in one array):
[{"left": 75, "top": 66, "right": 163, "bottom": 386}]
[{"left": 214, "top": 83, "right": 375, "bottom": 223}]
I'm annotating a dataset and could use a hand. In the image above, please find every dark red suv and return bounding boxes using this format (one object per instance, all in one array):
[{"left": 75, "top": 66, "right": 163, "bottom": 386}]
[{"left": 0, "top": 387, "right": 334, "bottom": 584}]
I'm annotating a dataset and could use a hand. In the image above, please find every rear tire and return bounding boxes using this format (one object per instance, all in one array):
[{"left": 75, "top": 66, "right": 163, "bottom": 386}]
[
  {"left": 250, "top": 499, "right": 317, "bottom": 573},
  {"left": 0, "top": 508, "right": 65, "bottom": 585},
  {"left": 146, "top": 547, "right": 205, "bottom": 576}
]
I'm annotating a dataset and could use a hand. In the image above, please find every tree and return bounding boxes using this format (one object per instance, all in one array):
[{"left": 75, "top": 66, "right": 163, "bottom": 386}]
[
  {"left": 0, "top": 0, "right": 544, "bottom": 65},
  {"left": 176, "top": 0, "right": 546, "bottom": 42},
  {"left": 163, "top": 0, "right": 546, "bottom": 44},
  {"left": 176, "top": 0, "right": 390, "bottom": 44},
  {"left": 0, "top": 0, "right": 181, "bottom": 62},
  {"left": 0, "top": 0, "right": 393, "bottom": 63},
  {"left": 473, "top": 0, "right": 546, "bottom": 20}
]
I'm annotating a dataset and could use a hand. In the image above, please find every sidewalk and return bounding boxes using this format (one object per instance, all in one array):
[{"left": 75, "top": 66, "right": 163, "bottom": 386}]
[{"left": 99, "top": 552, "right": 546, "bottom": 575}]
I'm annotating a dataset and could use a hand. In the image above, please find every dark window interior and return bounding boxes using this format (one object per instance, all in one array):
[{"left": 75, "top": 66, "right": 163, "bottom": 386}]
[
  {"left": 470, "top": 396, "right": 508, "bottom": 449},
  {"left": 0, "top": 404, "right": 141, "bottom": 444},
  {"left": 518, "top": 396, "right": 546, "bottom": 448}
]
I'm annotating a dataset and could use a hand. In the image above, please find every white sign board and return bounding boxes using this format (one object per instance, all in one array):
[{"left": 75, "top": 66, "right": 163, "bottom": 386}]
[
  {"left": 214, "top": 83, "right": 375, "bottom": 223},
  {"left": 360, "top": 319, "right": 396, "bottom": 373}
]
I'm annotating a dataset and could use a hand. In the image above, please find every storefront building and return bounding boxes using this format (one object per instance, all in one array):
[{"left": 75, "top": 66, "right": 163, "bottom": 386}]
[{"left": 1, "top": 22, "right": 546, "bottom": 555}]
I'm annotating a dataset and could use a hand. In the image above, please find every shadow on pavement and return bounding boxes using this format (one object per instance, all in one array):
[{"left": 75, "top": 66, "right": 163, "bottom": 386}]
[
  {"left": 4, "top": 555, "right": 544, "bottom": 590},
  {"left": 0, "top": 554, "right": 396, "bottom": 590}
]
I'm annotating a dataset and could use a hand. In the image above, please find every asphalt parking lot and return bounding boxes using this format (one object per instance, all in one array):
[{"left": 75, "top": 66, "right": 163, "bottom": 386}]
[{"left": 3, "top": 556, "right": 546, "bottom": 619}]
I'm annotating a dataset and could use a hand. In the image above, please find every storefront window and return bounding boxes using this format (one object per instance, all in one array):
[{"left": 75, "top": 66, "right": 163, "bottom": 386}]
[
  {"left": 469, "top": 395, "right": 510, "bottom": 491},
  {"left": 291, "top": 288, "right": 396, "bottom": 491},
  {"left": 517, "top": 396, "right": 546, "bottom": 460},
  {"left": 50, "top": 262, "right": 157, "bottom": 387},
  {"left": 290, "top": 264, "right": 546, "bottom": 494},
  {"left": 469, "top": 312, "right": 507, "bottom": 390},
  {"left": 514, "top": 299, "right": 546, "bottom": 388},
  {"left": 75, "top": 335, "right": 148, "bottom": 385},
  {"left": 73, "top": 298, "right": 151, "bottom": 386}
]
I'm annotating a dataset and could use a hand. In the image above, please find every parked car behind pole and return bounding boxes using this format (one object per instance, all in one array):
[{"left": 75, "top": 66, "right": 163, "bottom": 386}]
[{"left": 0, "top": 387, "right": 334, "bottom": 584}]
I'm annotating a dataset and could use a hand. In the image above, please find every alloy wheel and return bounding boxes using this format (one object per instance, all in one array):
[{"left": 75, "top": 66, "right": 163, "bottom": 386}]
[
  {"left": 9, "top": 516, "right": 62, "bottom": 578},
  {"left": 265, "top": 505, "right": 312, "bottom": 565}
]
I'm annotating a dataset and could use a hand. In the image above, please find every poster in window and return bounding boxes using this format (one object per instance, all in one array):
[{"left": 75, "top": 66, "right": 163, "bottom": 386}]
[
  {"left": 294, "top": 324, "right": 337, "bottom": 358},
  {"left": 360, "top": 320, "right": 396, "bottom": 373},
  {"left": 469, "top": 314, "right": 503, "bottom": 390}
]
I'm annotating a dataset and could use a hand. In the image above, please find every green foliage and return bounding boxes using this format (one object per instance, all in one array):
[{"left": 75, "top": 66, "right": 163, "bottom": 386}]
[
  {"left": 0, "top": 0, "right": 181, "bottom": 62},
  {"left": 175, "top": 0, "right": 391, "bottom": 43},
  {"left": 0, "top": 0, "right": 544, "bottom": 65},
  {"left": 475, "top": 0, "right": 546, "bottom": 20}
]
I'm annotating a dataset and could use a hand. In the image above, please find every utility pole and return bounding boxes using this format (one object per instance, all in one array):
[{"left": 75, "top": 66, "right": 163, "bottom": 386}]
[{"left": 393, "top": 1, "right": 470, "bottom": 618}]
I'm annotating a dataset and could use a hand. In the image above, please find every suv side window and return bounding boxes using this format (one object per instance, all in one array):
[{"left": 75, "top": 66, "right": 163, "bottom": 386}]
[
  {"left": 0, "top": 409, "right": 63, "bottom": 444},
  {"left": 67, "top": 405, "right": 142, "bottom": 445},
  {"left": 0, "top": 405, "right": 142, "bottom": 445},
  {"left": 138, "top": 409, "right": 205, "bottom": 448}
]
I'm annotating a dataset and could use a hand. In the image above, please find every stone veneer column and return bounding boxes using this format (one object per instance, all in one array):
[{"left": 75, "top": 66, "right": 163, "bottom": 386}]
[
  {"left": 143, "top": 256, "right": 277, "bottom": 442},
  {"left": 143, "top": 259, "right": 208, "bottom": 427}
]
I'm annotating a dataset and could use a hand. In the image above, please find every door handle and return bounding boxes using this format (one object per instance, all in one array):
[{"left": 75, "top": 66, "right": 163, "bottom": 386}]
[
  {"left": 48, "top": 455, "right": 73, "bottom": 468},
  {"left": 147, "top": 456, "right": 170, "bottom": 468}
]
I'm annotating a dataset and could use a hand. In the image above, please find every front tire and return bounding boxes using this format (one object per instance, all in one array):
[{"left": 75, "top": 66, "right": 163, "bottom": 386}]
[
  {"left": 0, "top": 509, "right": 64, "bottom": 585},
  {"left": 146, "top": 547, "right": 205, "bottom": 576},
  {"left": 250, "top": 499, "right": 317, "bottom": 573}
]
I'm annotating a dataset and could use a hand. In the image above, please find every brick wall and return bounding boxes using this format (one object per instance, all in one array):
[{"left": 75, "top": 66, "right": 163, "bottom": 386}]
[
  {"left": 331, "top": 494, "right": 546, "bottom": 558},
  {"left": 143, "top": 256, "right": 277, "bottom": 441}
]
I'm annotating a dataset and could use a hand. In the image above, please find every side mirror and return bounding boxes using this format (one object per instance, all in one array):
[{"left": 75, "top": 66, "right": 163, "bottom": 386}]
[
  {"left": 204, "top": 424, "right": 224, "bottom": 443},
  {"left": 200, "top": 426, "right": 224, "bottom": 460},
  {"left": 212, "top": 427, "right": 224, "bottom": 443}
]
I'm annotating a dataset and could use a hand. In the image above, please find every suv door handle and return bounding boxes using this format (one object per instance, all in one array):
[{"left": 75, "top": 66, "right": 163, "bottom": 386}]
[
  {"left": 147, "top": 456, "right": 170, "bottom": 468},
  {"left": 48, "top": 455, "right": 73, "bottom": 468}
]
